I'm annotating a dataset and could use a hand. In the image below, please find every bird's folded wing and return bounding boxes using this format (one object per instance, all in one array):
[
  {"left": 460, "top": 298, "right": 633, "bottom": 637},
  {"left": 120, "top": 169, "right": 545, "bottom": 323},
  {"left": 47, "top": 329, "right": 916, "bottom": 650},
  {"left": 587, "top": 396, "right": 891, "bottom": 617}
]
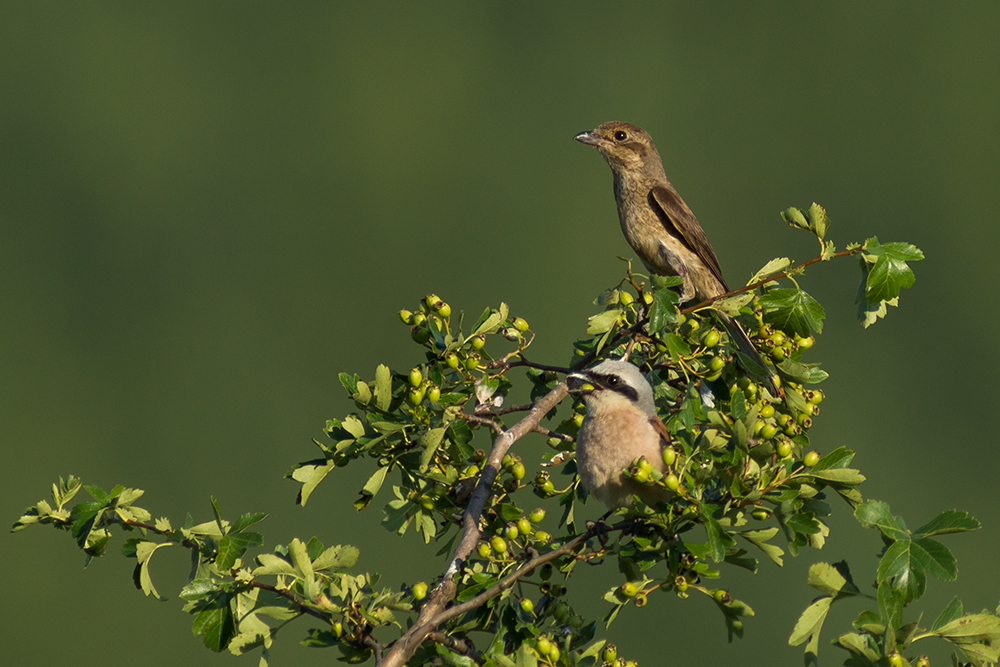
[{"left": 649, "top": 185, "right": 729, "bottom": 292}]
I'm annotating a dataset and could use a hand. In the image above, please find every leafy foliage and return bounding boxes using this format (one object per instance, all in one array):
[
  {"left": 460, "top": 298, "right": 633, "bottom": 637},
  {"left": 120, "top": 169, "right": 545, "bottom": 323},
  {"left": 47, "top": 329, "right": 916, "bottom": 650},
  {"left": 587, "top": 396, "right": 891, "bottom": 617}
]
[{"left": 12, "top": 203, "right": 953, "bottom": 667}]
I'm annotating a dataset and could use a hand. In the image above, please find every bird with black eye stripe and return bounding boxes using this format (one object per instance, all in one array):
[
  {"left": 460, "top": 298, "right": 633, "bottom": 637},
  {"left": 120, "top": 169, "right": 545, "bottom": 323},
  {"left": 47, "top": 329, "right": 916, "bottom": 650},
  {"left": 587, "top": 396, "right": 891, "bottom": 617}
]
[
  {"left": 573, "top": 121, "right": 778, "bottom": 396},
  {"left": 566, "top": 359, "right": 671, "bottom": 510}
]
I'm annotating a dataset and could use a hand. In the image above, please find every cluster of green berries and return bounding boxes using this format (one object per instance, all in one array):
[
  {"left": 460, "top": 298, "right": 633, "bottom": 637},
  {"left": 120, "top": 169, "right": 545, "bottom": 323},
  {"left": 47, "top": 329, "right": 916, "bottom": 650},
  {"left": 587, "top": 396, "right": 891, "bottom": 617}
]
[
  {"left": 477, "top": 507, "right": 549, "bottom": 561},
  {"left": 751, "top": 387, "right": 824, "bottom": 447},
  {"left": 398, "top": 293, "right": 454, "bottom": 346},
  {"left": 600, "top": 643, "right": 639, "bottom": 667},
  {"left": 623, "top": 448, "right": 680, "bottom": 494}
]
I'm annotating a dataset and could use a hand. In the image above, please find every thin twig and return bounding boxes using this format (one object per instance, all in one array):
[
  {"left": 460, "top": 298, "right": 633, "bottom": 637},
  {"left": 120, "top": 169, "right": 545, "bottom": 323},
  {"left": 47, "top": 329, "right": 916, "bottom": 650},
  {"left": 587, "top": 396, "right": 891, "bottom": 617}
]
[{"left": 377, "top": 382, "right": 569, "bottom": 667}]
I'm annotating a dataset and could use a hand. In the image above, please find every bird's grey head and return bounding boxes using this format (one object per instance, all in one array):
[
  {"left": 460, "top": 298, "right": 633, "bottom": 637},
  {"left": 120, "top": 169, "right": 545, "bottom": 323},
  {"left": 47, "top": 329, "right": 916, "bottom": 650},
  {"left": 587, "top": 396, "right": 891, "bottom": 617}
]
[
  {"left": 566, "top": 359, "right": 657, "bottom": 416},
  {"left": 573, "top": 121, "right": 664, "bottom": 177}
]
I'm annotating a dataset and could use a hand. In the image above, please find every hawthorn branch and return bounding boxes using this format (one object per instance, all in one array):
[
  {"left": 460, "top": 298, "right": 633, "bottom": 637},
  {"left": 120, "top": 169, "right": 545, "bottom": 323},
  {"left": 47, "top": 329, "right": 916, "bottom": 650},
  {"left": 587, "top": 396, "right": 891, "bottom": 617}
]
[
  {"left": 378, "top": 381, "right": 570, "bottom": 667},
  {"left": 679, "top": 246, "right": 861, "bottom": 315}
]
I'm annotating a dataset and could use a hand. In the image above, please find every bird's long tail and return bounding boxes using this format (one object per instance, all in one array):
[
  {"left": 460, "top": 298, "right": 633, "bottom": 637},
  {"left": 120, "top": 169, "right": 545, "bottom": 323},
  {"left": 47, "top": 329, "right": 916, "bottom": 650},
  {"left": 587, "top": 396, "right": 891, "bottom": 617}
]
[{"left": 716, "top": 313, "right": 779, "bottom": 396}]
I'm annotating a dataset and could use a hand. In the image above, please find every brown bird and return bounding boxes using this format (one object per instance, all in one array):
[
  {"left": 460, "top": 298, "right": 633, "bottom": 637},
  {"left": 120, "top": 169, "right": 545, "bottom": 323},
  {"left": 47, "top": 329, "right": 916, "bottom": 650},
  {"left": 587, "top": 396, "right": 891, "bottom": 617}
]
[
  {"left": 567, "top": 359, "right": 670, "bottom": 509},
  {"left": 574, "top": 121, "right": 777, "bottom": 395}
]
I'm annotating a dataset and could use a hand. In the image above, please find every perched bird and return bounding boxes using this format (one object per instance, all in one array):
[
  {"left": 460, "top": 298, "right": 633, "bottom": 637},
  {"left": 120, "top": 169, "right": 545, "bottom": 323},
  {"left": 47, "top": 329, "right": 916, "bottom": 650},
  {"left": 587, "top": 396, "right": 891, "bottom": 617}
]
[
  {"left": 574, "top": 121, "right": 777, "bottom": 395},
  {"left": 567, "top": 359, "right": 670, "bottom": 509}
]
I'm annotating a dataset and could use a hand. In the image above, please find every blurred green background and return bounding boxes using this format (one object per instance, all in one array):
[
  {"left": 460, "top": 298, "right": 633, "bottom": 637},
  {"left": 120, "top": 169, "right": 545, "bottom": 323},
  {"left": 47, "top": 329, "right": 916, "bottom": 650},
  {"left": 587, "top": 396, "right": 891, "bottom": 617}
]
[{"left": 4, "top": 3, "right": 999, "bottom": 665}]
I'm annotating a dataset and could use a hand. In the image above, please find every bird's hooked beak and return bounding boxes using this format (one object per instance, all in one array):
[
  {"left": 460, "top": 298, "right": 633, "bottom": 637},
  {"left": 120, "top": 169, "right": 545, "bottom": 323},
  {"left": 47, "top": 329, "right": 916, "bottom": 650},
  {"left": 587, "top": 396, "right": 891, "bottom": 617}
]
[
  {"left": 566, "top": 372, "right": 596, "bottom": 394},
  {"left": 573, "top": 130, "right": 607, "bottom": 148}
]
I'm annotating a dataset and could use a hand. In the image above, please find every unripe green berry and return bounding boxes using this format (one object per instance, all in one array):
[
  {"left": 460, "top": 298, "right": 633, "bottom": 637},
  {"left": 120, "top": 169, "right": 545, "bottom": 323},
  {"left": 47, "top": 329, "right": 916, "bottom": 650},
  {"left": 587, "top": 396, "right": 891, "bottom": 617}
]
[
  {"left": 419, "top": 496, "right": 435, "bottom": 511},
  {"left": 464, "top": 353, "right": 480, "bottom": 370},
  {"left": 634, "top": 592, "right": 647, "bottom": 607},
  {"left": 771, "top": 346, "right": 787, "bottom": 361},
  {"left": 408, "top": 386, "right": 425, "bottom": 406},
  {"left": 332, "top": 621, "right": 343, "bottom": 638},
  {"left": 445, "top": 352, "right": 460, "bottom": 369},
  {"left": 664, "top": 473, "right": 680, "bottom": 492},
  {"left": 701, "top": 329, "right": 720, "bottom": 348},
  {"left": 760, "top": 423, "right": 779, "bottom": 439},
  {"left": 708, "top": 355, "right": 726, "bottom": 372},
  {"left": 674, "top": 576, "right": 688, "bottom": 593},
  {"left": 685, "top": 318, "right": 700, "bottom": 333},
  {"left": 502, "top": 327, "right": 520, "bottom": 341},
  {"left": 435, "top": 301, "right": 451, "bottom": 318},
  {"left": 798, "top": 335, "right": 815, "bottom": 350},
  {"left": 532, "top": 530, "right": 551, "bottom": 544},
  {"left": 620, "top": 581, "right": 638, "bottom": 598},
  {"left": 398, "top": 309, "right": 414, "bottom": 325},
  {"left": 504, "top": 523, "right": 519, "bottom": 540},
  {"left": 412, "top": 311, "right": 427, "bottom": 326},
  {"left": 759, "top": 404, "right": 775, "bottom": 419},
  {"left": 547, "top": 645, "right": 560, "bottom": 661},
  {"left": 477, "top": 542, "right": 492, "bottom": 559},
  {"left": 412, "top": 581, "right": 428, "bottom": 600},
  {"left": 713, "top": 589, "right": 730, "bottom": 603},
  {"left": 661, "top": 447, "right": 677, "bottom": 466},
  {"left": 411, "top": 327, "right": 431, "bottom": 344},
  {"left": 491, "top": 536, "right": 507, "bottom": 554},
  {"left": 536, "top": 636, "right": 552, "bottom": 657},
  {"left": 776, "top": 440, "right": 793, "bottom": 458},
  {"left": 636, "top": 456, "right": 653, "bottom": 473},
  {"left": 409, "top": 368, "right": 423, "bottom": 387},
  {"left": 804, "top": 450, "right": 821, "bottom": 467},
  {"left": 630, "top": 467, "right": 649, "bottom": 484},
  {"left": 519, "top": 597, "right": 534, "bottom": 614},
  {"left": 511, "top": 461, "right": 526, "bottom": 481},
  {"left": 602, "top": 645, "right": 618, "bottom": 663},
  {"left": 422, "top": 294, "right": 439, "bottom": 310},
  {"left": 642, "top": 291, "right": 654, "bottom": 304},
  {"left": 513, "top": 317, "right": 529, "bottom": 332},
  {"left": 517, "top": 517, "right": 532, "bottom": 536},
  {"left": 572, "top": 412, "right": 585, "bottom": 428},
  {"left": 529, "top": 507, "right": 546, "bottom": 523},
  {"left": 426, "top": 385, "right": 441, "bottom": 403},
  {"left": 751, "top": 508, "right": 770, "bottom": 521},
  {"left": 886, "top": 651, "right": 904, "bottom": 667},
  {"left": 470, "top": 334, "right": 486, "bottom": 350},
  {"left": 620, "top": 291, "right": 635, "bottom": 306}
]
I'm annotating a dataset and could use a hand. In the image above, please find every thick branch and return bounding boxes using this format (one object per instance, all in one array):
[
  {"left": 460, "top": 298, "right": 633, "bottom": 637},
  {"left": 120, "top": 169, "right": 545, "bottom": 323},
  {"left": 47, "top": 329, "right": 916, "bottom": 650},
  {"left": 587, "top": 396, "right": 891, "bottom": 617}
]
[{"left": 378, "top": 381, "right": 569, "bottom": 667}]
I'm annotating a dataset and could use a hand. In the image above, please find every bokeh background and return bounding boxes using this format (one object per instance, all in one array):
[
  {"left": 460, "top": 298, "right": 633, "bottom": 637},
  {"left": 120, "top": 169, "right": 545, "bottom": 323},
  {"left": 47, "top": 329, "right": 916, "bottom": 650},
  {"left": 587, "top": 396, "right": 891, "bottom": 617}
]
[{"left": 3, "top": 3, "right": 999, "bottom": 666}]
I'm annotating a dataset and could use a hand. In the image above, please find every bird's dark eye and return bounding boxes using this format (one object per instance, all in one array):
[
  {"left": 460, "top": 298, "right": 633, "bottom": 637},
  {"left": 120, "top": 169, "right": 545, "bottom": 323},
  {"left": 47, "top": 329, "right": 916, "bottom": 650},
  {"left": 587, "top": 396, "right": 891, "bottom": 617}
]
[
  {"left": 613, "top": 130, "right": 628, "bottom": 141},
  {"left": 606, "top": 375, "right": 620, "bottom": 386}
]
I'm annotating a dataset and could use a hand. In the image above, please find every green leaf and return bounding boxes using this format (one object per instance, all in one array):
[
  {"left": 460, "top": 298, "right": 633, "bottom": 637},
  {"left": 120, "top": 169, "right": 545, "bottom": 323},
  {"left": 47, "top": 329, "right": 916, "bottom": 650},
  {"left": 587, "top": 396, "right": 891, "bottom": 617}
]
[
  {"left": 806, "top": 562, "right": 860, "bottom": 598},
  {"left": 914, "top": 509, "right": 981, "bottom": 537},
  {"left": 788, "top": 595, "right": 832, "bottom": 666},
  {"left": 647, "top": 287, "right": 680, "bottom": 334},
  {"left": 701, "top": 512, "right": 728, "bottom": 563},
  {"left": 418, "top": 427, "right": 448, "bottom": 473},
  {"left": 134, "top": 541, "right": 172, "bottom": 600},
  {"left": 861, "top": 237, "right": 924, "bottom": 303},
  {"left": 374, "top": 364, "right": 392, "bottom": 412},
  {"left": 738, "top": 528, "right": 784, "bottom": 567},
  {"left": 760, "top": 288, "right": 825, "bottom": 337},
  {"left": 192, "top": 600, "right": 237, "bottom": 652},
  {"left": 933, "top": 596, "right": 965, "bottom": 631},
  {"left": 730, "top": 389, "right": 747, "bottom": 421},
  {"left": 216, "top": 532, "right": 264, "bottom": 570},
  {"left": 877, "top": 579, "right": 905, "bottom": 631},
  {"left": 748, "top": 257, "right": 792, "bottom": 285},
  {"left": 338, "top": 372, "right": 360, "bottom": 397},
  {"left": 934, "top": 613, "right": 1000, "bottom": 664},
  {"left": 806, "top": 202, "right": 829, "bottom": 239},
  {"left": 230, "top": 512, "right": 267, "bottom": 534},
  {"left": 356, "top": 466, "right": 390, "bottom": 510},
  {"left": 586, "top": 308, "right": 622, "bottom": 335},
  {"left": 781, "top": 207, "right": 809, "bottom": 230},
  {"left": 290, "top": 459, "right": 335, "bottom": 506},
  {"left": 313, "top": 544, "right": 360, "bottom": 573}
]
